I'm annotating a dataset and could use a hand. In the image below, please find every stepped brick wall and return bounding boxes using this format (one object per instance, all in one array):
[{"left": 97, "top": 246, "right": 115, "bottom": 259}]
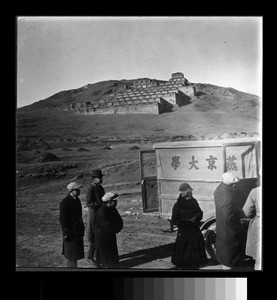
[{"left": 65, "top": 72, "right": 195, "bottom": 115}]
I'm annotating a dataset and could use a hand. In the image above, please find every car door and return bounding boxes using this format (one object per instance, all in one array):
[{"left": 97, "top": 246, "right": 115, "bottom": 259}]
[{"left": 139, "top": 150, "right": 159, "bottom": 213}]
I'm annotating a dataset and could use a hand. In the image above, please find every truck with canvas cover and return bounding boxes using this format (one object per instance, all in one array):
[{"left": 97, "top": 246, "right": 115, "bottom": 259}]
[{"left": 139, "top": 137, "right": 261, "bottom": 262}]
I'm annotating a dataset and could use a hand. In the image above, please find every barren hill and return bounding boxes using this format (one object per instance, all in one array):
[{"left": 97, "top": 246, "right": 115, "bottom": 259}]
[
  {"left": 17, "top": 76, "right": 261, "bottom": 144},
  {"left": 20, "top": 78, "right": 167, "bottom": 110}
]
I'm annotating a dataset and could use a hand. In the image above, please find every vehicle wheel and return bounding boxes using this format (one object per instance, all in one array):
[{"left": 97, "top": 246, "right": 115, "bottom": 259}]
[{"left": 204, "top": 228, "right": 218, "bottom": 263}]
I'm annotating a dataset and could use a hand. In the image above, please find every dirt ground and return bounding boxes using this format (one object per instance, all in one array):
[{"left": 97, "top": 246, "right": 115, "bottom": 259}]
[
  {"left": 16, "top": 132, "right": 257, "bottom": 272},
  {"left": 16, "top": 179, "right": 254, "bottom": 271}
]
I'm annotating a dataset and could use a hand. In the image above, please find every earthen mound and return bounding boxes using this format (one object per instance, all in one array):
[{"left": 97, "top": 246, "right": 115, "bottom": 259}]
[
  {"left": 43, "top": 145, "right": 53, "bottom": 150},
  {"left": 64, "top": 137, "right": 74, "bottom": 143},
  {"left": 129, "top": 146, "right": 140, "bottom": 150},
  {"left": 220, "top": 132, "right": 233, "bottom": 139},
  {"left": 17, "top": 144, "right": 31, "bottom": 151},
  {"left": 76, "top": 147, "right": 90, "bottom": 152},
  {"left": 103, "top": 145, "right": 113, "bottom": 150},
  {"left": 41, "top": 152, "right": 60, "bottom": 162}
]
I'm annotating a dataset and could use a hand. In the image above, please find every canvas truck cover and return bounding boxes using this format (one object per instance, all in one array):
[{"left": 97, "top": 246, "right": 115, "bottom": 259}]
[{"left": 153, "top": 137, "right": 261, "bottom": 220}]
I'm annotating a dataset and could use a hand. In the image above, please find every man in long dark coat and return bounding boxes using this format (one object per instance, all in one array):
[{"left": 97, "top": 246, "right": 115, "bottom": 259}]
[
  {"left": 171, "top": 183, "right": 208, "bottom": 269},
  {"left": 85, "top": 169, "right": 105, "bottom": 263},
  {"left": 59, "top": 182, "right": 85, "bottom": 268},
  {"left": 214, "top": 172, "right": 244, "bottom": 269},
  {"left": 94, "top": 192, "right": 123, "bottom": 268}
]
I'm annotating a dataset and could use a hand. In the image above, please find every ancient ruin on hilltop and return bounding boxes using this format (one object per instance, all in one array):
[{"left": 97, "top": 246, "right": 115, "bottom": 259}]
[{"left": 65, "top": 72, "right": 195, "bottom": 114}]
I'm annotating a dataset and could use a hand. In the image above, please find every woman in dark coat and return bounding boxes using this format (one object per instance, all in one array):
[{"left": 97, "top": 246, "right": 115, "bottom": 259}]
[
  {"left": 85, "top": 169, "right": 105, "bottom": 262},
  {"left": 94, "top": 192, "right": 123, "bottom": 268},
  {"left": 214, "top": 172, "right": 244, "bottom": 269},
  {"left": 59, "top": 182, "right": 85, "bottom": 268},
  {"left": 171, "top": 183, "right": 208, "bottom": 269}
]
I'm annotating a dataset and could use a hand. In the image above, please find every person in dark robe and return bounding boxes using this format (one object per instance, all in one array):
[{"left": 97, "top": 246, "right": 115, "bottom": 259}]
[
  {"left": 171, "top": 183, "right": 208, "bottom": 270},
  {"left": 214, "top": 172, "right": 244, "bottom": 270},
  {"left": 94, "top": 192, "right": 123, "bottom": 268},
  {"left": 59, "top": 182, "right": 85, "bottom": 268},
  {"left": 85, "top": 169, "right": 105, "bottom": 263}
]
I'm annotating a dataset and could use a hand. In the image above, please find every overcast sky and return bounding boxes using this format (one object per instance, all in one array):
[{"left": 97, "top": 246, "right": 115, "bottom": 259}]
[{"left": 17, "top": 16, "right": 262, "bottom": 108}]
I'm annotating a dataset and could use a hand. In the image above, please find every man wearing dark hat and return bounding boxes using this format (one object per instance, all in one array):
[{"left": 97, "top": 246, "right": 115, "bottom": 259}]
[
  {"left": 59, "top": 182, "right": 85, "bottom": 268},
  {"left": 171, "top": 182, "right": 207, "bottom": 269},
  {"left": 85, "top": 169, "right": 105, "bottom": 263}
]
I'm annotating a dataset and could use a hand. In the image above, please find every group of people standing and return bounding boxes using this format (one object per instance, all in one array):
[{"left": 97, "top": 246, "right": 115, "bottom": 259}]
[
  {"left": 171, "top": 172, "right": 261, "bottom": 271},
  {"left": 59, "top": 168, "right": 261, "bottom": 270},
  {"left": 214, "top": 172, "right": 261, "bottom": 270},
  {"left": 59, "top": 169, "right": 123, "bottom": 268}
]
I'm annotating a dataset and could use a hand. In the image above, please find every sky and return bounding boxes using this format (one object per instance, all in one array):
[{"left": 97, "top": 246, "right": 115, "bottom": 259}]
[{"left": 17, "top": 16, "right": 262, "bottom": 108}]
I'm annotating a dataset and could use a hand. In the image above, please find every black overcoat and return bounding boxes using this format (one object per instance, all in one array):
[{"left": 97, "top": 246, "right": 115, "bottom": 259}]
[
  {"left": 214, "top": 182, "right": 244, "bottom": 267},
  {"left": 94, "top": 205, "right": 123, "bottom": 268},
  {"left": 171, "top": 196, "right": 208, "bottom": 268},
  {"left": 59, "top": 194, "right": 85, "bottom": 260},
  {"left": 85, "top": 183, "right": 105, "bottom": 242}
]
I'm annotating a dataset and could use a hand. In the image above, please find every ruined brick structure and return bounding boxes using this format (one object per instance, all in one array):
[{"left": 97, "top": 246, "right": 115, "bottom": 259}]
[{"left": 66, "top": 72, "right": 195, "bottom": 115}]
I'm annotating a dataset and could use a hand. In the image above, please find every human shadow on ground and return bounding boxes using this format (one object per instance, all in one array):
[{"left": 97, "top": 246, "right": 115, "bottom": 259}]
[
  {"left": 118, "top": 243, "right": 221, "bottom": 269},
  {"left": 118, "top": 243, "right": 175, "bottom": 268},
  {"left": 118, "top": 244, "right": 254, "bottom": 270},
  {"left": 167, "top": 258, "right": 254, "bottom": 271},
  {"left": 166, "top": 258, "right": 220, "bottom": 270}
]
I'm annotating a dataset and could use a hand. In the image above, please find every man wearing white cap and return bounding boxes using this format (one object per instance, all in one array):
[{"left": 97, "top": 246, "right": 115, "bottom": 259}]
[
  {"left": 94, "top": 192, "right": 123, "bottom": 268},
  {"left": 59, "top": 182, "right": 85, "bottom": 268},
  {"left": 214, "top": 172, "right": 244, "bottom": 270}
]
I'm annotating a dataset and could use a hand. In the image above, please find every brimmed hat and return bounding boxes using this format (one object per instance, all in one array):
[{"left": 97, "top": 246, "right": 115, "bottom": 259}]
[
  {"left": 222, "top": 172, "right": 240, "bottom": 185},
  {"left": 102, "top": 192, "right": 119, "bottom": 202},
  {"left": 67, "top": 182, "right": 83, "bottom": 191},
  {"left": 91, "top": 169, "right": 104, "bottom": 178},
  {"left": 179, "top": 182, "right": 193, "bottom": 192}
]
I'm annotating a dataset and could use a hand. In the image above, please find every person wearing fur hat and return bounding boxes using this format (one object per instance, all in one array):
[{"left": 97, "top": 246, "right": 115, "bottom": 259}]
[
  {"left": 59, "top": 182, "right": 85, "bottom": 268},
  {"left": 171, "top": 183, "right": 208, "bottom": 270},
  {"left": 214, "top": 172, "right": 244, "bottom": 270},
  {"left": 85, "top": 169, "right": 105, "bottom": 263},
  {"left": 94, "top": 192, "right": 123, "bottom": 268}
]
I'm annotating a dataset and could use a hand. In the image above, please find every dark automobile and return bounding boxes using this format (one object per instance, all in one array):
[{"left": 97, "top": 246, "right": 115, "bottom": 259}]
[{"left": 200, "top": 177, "right": 258, "bottom": 262}]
